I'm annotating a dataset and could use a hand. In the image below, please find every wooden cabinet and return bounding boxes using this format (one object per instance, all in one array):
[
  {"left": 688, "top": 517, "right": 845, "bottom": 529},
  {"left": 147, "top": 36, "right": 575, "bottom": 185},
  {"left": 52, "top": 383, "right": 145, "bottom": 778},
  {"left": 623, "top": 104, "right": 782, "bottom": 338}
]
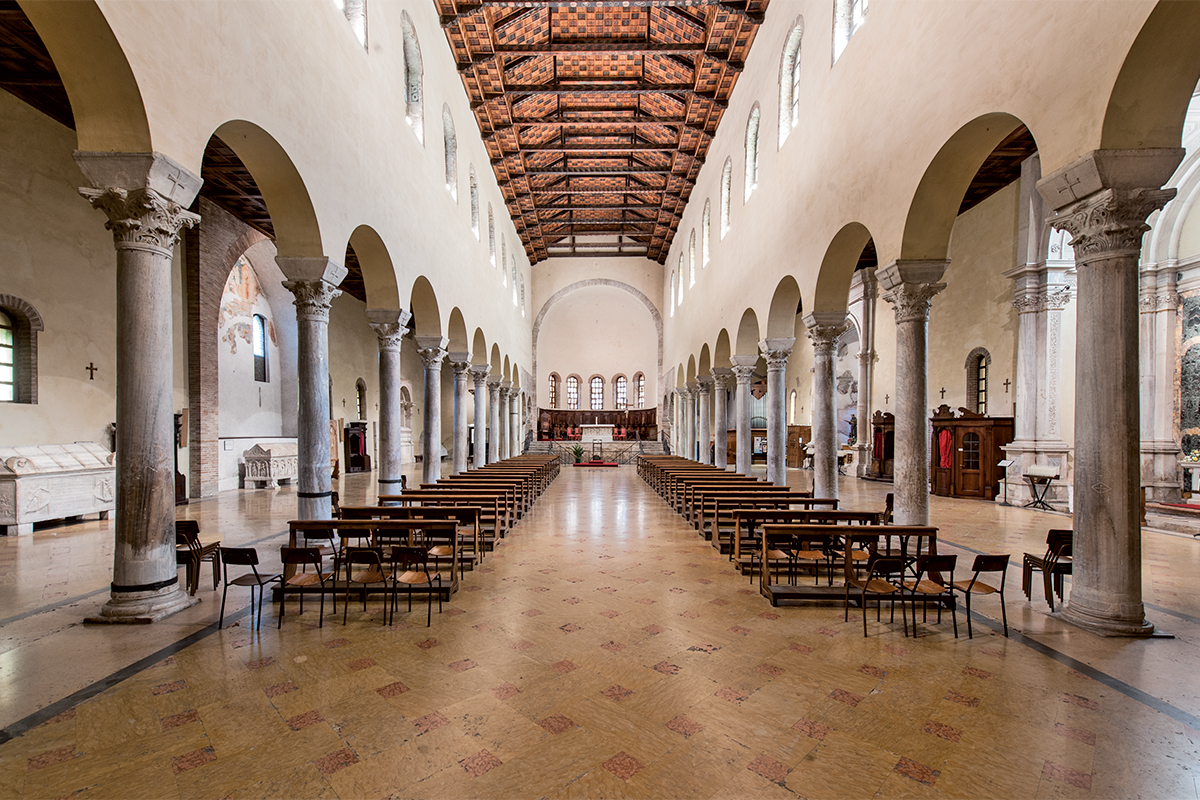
[
  {"left": 930, "top": 405, "right": 1014, "bottom": 500},
  {"left": 786, "top": 425, "right": 811, "bottom": 468},
  {"left": 868, "top": 412, "right": 894, "bottom": 479}
]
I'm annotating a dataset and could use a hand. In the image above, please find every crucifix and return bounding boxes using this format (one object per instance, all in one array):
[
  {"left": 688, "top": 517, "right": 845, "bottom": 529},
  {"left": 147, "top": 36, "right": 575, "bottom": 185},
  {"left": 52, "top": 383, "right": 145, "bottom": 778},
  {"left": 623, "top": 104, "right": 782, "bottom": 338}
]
[
  {"left": 939, "top": 387, "right": 946, "bottom": 399},
  {"left": 884, "top": 394, "right": 889, "bottom": 404},
  {"left": 1003, "top": 378, "right": 1011, "bottom": 393},
  {"left": 85, "top": 362, "right": 98, "bottom": 380}
]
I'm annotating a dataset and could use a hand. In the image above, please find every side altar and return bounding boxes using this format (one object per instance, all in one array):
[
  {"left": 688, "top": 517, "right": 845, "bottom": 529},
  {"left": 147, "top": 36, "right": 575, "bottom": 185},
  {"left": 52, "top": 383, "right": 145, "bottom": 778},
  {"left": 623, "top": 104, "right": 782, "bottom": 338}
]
[{"left": 0, "top": 442, "right": 115, "bottom": 535}]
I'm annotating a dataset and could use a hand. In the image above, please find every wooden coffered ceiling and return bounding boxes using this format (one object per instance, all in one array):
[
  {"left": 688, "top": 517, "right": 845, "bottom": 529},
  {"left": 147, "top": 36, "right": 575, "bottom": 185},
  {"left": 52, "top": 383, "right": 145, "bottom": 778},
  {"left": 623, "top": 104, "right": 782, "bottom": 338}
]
[{"left": 437, "top": 0, "right": 770, "bottom": 264}]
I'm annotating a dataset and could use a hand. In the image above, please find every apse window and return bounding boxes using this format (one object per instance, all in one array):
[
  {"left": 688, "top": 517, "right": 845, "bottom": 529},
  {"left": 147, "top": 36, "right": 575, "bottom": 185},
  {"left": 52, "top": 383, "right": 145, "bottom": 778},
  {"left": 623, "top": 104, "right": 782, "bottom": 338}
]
[
  {"left": 634, "top": 373, "right": 645, "bottom": 408},
  {"left": 566, "top": 376, "right": 580, "bottom": 410},
  {"left": 833, "top": 0, "right": 868, "bottom": 63},
  {"left": 0, "top": 310, "right": 14, "bottom": 402},
  {"left": 590, "top": 376, "right": 604, "bottom": 410},
  {"left": 615, "top": 376, "right": 628, "bottom": 410},
  {"left": 548, "top": 373, "right": 559, "bottom": 408},
  {"left": 252, "top": 314, "right": 269, "bottom": 383}
]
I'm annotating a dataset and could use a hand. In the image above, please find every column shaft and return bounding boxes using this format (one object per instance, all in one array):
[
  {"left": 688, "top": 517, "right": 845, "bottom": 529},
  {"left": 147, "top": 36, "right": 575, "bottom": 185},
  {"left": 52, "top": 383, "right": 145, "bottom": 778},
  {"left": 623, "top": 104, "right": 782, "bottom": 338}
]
[
  {"left": 471, "top": 367, "right": 489, "bottom": 467},
  {"left": 487, "top": 381, "right": 501, "bottom": 463},
  {"left": 696, "top": 378, "right": 712, "bottom": 465},
  {"left": 732, "top": 358, "right": 755, "bottom": 475},
  {"left": 855, "top": 269, "right": 876, "bottom": 477},
  {"left": 683, "top": 387, "right": 697, "bottom": 461},
  {"left": 369, "top": 314, "right": 407, "bottom": 492},
  {"left": 712, "top": 370, "right": 731, "bottom": 469},
  {"left": 416, "top": 338, "right": 448, "bottom": 484},
  {"left": 760, "top": 339, "right": 794, "bottom": 486},
  {"left": 450, "top": 357, "right": 471, "bottom": 474},
  {"left": 806, "top": 314, "right": 846, "bottom": 500}
]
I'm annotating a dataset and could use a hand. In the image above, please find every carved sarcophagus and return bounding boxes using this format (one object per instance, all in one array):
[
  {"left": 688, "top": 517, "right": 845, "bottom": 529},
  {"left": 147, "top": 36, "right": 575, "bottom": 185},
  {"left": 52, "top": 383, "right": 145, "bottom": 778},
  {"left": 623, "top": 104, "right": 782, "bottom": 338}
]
[
  {"left": 243, "top": 442, "right": 299, "bottom": 488},
  {"left": 0, "top": 442, "right": 116, "bottom": 536}
]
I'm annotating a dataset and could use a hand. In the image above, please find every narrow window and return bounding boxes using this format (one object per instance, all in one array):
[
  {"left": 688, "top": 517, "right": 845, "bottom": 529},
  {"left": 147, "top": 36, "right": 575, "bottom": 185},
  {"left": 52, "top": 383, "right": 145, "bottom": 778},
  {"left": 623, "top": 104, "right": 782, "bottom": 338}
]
[
  {"left": 443, "top": 105, "right": 457, "bottom": 201},
  {"left": 0, "top": 310, "right": 13, "bottom": 402},
  {"left": 789, "top": 390, "right": 796, "bottom": 424},
  {"left": 520, "top": 272, "right": 526, "bottom": 316},
  {"left": 590, "top": 376, "right": 604, "bottom": 410},
  {"left": 356, "top": 378, "right": 367, "bottom": 420},
  {"left": 512, "top": 260, "right": 518, "bottom": 306},
  {"left": 778, "top": 19, "right": 803, "bottom": 146},
  {"left": 720, "top": 157, "right": 733, "bottom": 239},
  {"left": 566, "top": 376, "right": 580, "bottom": 410},
  {"left": 965, "top": 348, "right": 991, "bottom": 415},
  {"left": 501, "top": 236, "right": 507, "bottom": 285},
  {"left": 689, "top": 230, "right": 696, "bottom": 287},
  {"left": 252, "top": 313, "right": 269, "bottom": 383},
  {"left": 833, "top": 0, "right": 868, "bottom": 63},
  {"left": 615, "top": 376, "right": 628, "bottom": 410},
  {"left": 469, "top": 166, "right": 479, "bottom": 238},
  {"left": 331, "top": 0, "right": 368, "bottom": 49},
  {"left": 548, "top": 374, "right": 559, "bottom": 408},
  {"left": 635, "top": 373, "right": 645, "bottom": 409},
  {"left": 669, "top": 272, "right": 676, "bottom": 317},
  {"left": 488, "top": 205, "right": 496, "bottom": 265},
  {"left": 744, "top": 105, "right": 761, "bottom": 202},
  {"left": 677, "top": 254, "right": 684, "bottom": 305},
  {"left": 976, "top": 357, "right": 988, "bottom": 415},
  {"left": 702, "top": 200, "right": 711, "bottom": 267},
  {"left": 401, "top": 11, "right": 423, "bottom": 143}
]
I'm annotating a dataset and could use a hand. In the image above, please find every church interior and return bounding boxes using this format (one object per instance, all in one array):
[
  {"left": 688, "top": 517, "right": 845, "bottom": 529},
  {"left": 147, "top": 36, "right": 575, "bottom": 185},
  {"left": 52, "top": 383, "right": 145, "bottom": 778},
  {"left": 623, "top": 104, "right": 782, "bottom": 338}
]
[{"left": 2, "top": 0, "right": 1200, "bottom": 797}]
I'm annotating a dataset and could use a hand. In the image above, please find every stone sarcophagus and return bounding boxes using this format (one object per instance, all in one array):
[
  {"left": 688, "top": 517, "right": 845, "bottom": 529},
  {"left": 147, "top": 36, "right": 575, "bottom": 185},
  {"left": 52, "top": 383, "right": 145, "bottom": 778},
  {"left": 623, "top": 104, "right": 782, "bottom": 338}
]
[
  {"left": 243, "top": 442, "right": 298, "bottom": 488},
  {"left": 0, "top": 442, "right": 116, "bottom": 536}
]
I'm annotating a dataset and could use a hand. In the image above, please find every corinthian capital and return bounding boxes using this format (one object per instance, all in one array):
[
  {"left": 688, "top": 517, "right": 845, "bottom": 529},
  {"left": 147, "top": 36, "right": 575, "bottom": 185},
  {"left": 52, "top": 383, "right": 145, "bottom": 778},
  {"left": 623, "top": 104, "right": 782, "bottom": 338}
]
[
  {"left": 759, "top": 337, "right": 795, "bottom": 371},
  {"left": 882, "top": 281, "right": 945, "bottom": 324},
  {"left": 710, "top": 367, "right": 733, "bottom": 391},
  {"left": 79, "top": 187, "right": 200, "bottom": 255},
  {"left": 283, "top": 279, "right": 341, "bottom": 322},
  {"left": 803, "top": 312, "right": 848, "bottom": 356},
  {"left": 370, "top": 322, "right": 405, "bottom": 351},
  {"left": 1049, "top": 187, "right": 1176, "bottom": 260},
  {"left": 469, "top": 364, "right": 491, "bottom": 386}
]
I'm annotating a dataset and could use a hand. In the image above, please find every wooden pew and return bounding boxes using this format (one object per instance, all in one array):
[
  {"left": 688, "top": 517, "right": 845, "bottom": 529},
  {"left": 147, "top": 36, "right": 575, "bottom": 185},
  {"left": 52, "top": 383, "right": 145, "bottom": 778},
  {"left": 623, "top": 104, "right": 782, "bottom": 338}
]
[
  {"left": 340, "top": 505, "right": 482, "bottom": 571},
  {"left": 380, "top": 490, "right": 508, "bottom": 541},
  {"left": 732, "top": 508, "right": 874, "bottom": 567}
]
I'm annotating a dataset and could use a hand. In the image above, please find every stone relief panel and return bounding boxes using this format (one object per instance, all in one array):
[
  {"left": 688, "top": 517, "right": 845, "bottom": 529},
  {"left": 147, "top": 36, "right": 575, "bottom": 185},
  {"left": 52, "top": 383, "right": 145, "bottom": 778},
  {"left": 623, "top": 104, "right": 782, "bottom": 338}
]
[{"left": 1178, "top": 292, "right": 1200, "bottom": 455}]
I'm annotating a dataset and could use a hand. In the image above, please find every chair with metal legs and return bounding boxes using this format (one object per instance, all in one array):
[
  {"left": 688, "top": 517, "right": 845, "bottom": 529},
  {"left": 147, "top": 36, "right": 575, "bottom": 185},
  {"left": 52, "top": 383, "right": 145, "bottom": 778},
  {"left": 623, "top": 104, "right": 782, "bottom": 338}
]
[
  {"left": 951, "top": 554, "right": 1011, "bottom": 638},
  {"left": 279, "top": 547, "right": 335, "bottom": 628},
  {"left": 218, "top": 547, "right": 281, "bottom": 629}
]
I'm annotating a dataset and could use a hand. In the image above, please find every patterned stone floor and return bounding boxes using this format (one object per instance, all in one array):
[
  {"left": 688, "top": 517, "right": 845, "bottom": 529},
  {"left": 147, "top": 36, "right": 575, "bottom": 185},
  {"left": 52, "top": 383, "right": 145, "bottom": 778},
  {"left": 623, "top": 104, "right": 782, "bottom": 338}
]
[{"left": 1, "top": 465, "right": 1198, "bottom": 799}]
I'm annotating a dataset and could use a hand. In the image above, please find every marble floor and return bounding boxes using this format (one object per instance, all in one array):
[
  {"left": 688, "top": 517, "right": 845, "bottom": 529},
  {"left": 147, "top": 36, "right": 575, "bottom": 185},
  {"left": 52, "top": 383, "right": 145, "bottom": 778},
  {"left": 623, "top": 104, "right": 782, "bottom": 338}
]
[{"left": 1, "top": 465, "right": 1198, "bottom": 799}]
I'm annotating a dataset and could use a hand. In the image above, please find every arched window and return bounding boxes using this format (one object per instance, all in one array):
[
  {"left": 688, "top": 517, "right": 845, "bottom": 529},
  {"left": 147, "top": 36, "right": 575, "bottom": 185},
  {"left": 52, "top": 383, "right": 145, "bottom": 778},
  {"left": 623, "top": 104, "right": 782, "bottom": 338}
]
[
  {"left": 965, "top": 347, "right": 992, "bottom": 415},
  {"left": 511, "top": 260, "right": 518, "bottom": 306},
  {"left": 0, "top": 295, "right": 43, "bottom": 404},
  {"left": 669, "top": 272, "right": 676, "bottom": 317},
  {"left": 501, "top": 236, "right": 508, "bottom": 285},
  {"left": 688, "top": 230, "right": 696, "bottom": 287},
  {"left": 566, "top": 375, "right": 580, "bottom": 410},
  {"left": 443, "top": 105, "right": 457, "bottom": 201},
  {"left": 548, "top": 373, "right": 560, "bottom": 409},
  {"left": 789, "top": 390, "right": 797, "bottom": 424},
  {"left": 331, "top": 0, "right": 368, "bottom": 48},
  {"left": 520, "top": 272, "right": 526, "bottom": 316},
  {"left": 677, "top": 253, "right": 684, "bottom": 306},
  {"left": 634, "top": 373, "right": 646, "bottom": 409},
  {"left": 778, "top": 18, "right": 803, "bottom": 146},
  {"left": 702, "top": 200, "right": 711, "bottom": 267},
  {"left": 469, "top": 166, "right": 479, "bottom": 238},
  {"left": 252, "top": 313, "right": 269, "bottom": 383},
  {"left": 744, "top": 104, "right": 761, "bottom": 202},
  {"left": 720, "top": 157, "right": 733, "bottom": 239},
  {"left": 0, "top": 310, "right": 14, "bottom": 402},
  {"left": 401, "top": 11, "right": 423, "bottom": 144},
  {"left": 488, "top": 205, "right": 496, "bottom": 265},
  {"left": 614, "top": 375, "right": 628, "bottom": 410},
  {"left": 356, "top": 378, "right": 367, "bottom": 420},
  {"left": 833, "top": 0, "right": 868, "bottom": 63},
  {"left": 590, "top": 376, "right": 604, "bottom": 410}
]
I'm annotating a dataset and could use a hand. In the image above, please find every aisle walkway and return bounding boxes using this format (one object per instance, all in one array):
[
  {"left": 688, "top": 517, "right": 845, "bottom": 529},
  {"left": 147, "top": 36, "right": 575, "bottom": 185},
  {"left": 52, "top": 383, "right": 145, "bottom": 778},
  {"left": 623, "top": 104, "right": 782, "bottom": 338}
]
[{"left": 0, "top": 466, "right": 1197, "bottom": 799}]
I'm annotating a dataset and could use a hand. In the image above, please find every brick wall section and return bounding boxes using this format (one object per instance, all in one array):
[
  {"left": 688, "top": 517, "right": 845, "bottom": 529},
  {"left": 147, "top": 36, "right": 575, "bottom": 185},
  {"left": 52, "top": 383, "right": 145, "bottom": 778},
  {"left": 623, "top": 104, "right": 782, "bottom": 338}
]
[{"left": 185, "top": 198, "right": 267, "bottom": 497}]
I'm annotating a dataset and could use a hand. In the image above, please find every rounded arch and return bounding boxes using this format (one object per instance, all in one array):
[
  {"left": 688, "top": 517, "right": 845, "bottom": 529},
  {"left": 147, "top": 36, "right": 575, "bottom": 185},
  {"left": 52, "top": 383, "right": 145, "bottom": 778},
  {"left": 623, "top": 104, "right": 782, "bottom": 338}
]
[
  {"left": 446, "top": 308, "right": 469, "bottom": 352},
  {"left": 490, "top": 344, "right": 502, "bottom": 373},
  {"left": 347, "top": 225, "right": 400, "bottom": 309},
  {"left": 901, "top": 113, "right": 1031, "bottom": 262},
  {"left": 812, "top": 222, "right": 874, "bottom": 314},
  {"left": 698, "top": 344, "right": 712, "bottom": 375},
  {"left": 735, "top": 309, "right": 760, "bottom": 356},
  {"left": 510, "top": 363, "right": 520, "bottom": 388},
  {"left": 409, "top": 276, "right": 441, "bottom": 337},
  {"left": 686, "top": 355, "right": 697, "bottom": 383},
  {"left": 766, "top": 276, "right": 802, "bottom": 339},
  {"left": 531, "top": 278, "right": 663, "bottom": 407},
  {"left": 211, "top": 120, "right": 323, "bottom": 258},
  {"left": 502, "top": 355, "right": 511, "bottom": 383},
  {"left": 354, "top": 377, "right": 368, "bottom": 420},
  {"left": 471, "top": 329, "right": 488, "bottom": 364},
  {"left": 675, "top": 365, "right": 686, "bottom": 388},
  {"left": 22, "top": 2, "right": 151, "bottom": 153},
  {"left": 965, "top": 347, "right": 992, "bottom": 415},
  {"left": 714, "top": 329, "right": 732, "bottom": 368},
  {"left": 1101, "top": 3, "right": 1200, "bottom": 151}
]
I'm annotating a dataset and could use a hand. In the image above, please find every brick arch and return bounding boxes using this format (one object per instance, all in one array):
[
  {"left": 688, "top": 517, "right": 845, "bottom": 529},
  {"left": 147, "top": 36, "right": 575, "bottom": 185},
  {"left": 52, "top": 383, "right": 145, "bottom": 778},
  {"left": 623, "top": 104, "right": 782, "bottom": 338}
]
[
  {"left": 531, "top": 278, "right": 663, "bottom": 415},
  {"left": 0, "top": 293, "right": 44, "bottom": 404},
  {"left": 965, "top": 346, "right": 992, "bottom": 414}
]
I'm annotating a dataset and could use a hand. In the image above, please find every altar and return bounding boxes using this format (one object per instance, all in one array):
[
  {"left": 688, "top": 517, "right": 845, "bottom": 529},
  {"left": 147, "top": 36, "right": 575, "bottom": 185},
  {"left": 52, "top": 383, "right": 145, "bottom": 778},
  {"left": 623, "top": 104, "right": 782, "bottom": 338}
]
[{"left": 580, "top": 424, "right": 614, "bottom": 442}]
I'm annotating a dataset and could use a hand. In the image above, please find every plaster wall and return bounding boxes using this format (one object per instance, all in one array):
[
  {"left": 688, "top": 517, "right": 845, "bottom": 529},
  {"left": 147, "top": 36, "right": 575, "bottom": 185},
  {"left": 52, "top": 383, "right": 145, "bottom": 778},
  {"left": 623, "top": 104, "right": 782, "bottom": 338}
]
[
  {"left": 328, "top": 292, "right": 381, "bottom": 466},
  {"left": 216, "top": 257, "right": 286, "bottom": 440}
]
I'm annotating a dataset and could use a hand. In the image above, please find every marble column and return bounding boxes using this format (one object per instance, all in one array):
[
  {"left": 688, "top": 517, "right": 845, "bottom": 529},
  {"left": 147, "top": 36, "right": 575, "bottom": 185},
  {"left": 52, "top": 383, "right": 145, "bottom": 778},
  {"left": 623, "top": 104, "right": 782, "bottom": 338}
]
[
  {"left": 416, "top": 336, "right": 448, "bottom": 484},
  {"left": 854, "top": 269, "right": 877, "bottom": 477},
  {"left": 77, "top": 153, "right": 201, "bottom": 622},
  {"left": 510, "top": 390, "right": 522, "bottom": 456},
  {"left": 731, "top": 356, "right": 756, "bottom": 475},
  {"left": 760, "top": 339, "right": 795, "bottom": 486},
  {"left": 1140, "top": 264, "right": 1182, "bottom": 502},
  {"left": 684, "top": 384, "right": 698, "bottom": 461},
  {"left": 712, "top": 368, "right": 732, "bottom": 469},
  {"left": 448, "top": 353, "right": 471, "bottom": 475},
  {"left": 696, "top": 377, "right": 713, "bottom": 465},
  {"left": 1038, "top": 148, "right": 1182, "bottom": 636},
  {"left": 487, "top": 378, "right": 502, "bottom": 464},
  {"left": 674, "top": 387, "right": 689, "bottom": 459},
  {"left": 879, "top": 261, "right": 948, "bottom": 525},
  {"left": 368, "top": 309, "right": 410, "bottom": 494},
  {"left": 498, "top": 382, "right": 512, "bottom": 460},
  {"left": 470, "top": 366, "right": 490, "bottom": 466},
  {"left": 805, "top": 313, "right": 848, "bottom": 500}
]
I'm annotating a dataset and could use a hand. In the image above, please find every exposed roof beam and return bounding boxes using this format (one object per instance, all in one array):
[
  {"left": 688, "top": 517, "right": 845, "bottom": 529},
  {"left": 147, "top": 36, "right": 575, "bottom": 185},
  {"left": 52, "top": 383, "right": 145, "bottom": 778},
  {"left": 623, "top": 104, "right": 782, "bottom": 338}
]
[{"left": 442, "top": 1, "right": 763, "bottom": 27}]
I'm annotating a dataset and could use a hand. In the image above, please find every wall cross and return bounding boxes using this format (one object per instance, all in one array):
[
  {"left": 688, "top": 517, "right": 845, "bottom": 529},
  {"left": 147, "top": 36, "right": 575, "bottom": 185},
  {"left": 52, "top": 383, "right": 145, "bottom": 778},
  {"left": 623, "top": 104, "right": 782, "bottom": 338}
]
[
  {"left": 939, "top": 387, "right": 946, "bottom": 399},
  {"left": 1003, "top": 378, "right": 1011, "bottom": 393},
  {"left": 85, "top": 362, "right": 98, "bottom": 380}
]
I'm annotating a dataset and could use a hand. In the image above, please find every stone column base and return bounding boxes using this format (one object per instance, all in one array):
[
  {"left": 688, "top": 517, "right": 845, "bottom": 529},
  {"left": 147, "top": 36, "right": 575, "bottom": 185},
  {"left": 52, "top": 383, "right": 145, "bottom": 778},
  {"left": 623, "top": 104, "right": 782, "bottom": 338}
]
[
  {"left": 1062, "top": 603, "right": 1155, "bottom": 637},
  {"left": 85, "top": 581, "right": 199, "bottom": 624}
]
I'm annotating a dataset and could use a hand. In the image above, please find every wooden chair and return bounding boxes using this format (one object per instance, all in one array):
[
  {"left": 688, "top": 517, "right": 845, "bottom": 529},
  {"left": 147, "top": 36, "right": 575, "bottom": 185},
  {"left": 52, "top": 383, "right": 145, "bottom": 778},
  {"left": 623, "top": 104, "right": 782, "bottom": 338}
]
[
  {"left": 845, "top": 555, "right": 908, "bottom": 637},
  {"left": 279, "top": 547, "right": 335, "bottom": 628},
  {"left": 387, "top": 545, "right": 442, "bottom": 627},
  {"left": 176, "top": 520, "right": 220, "bottom": 596},
  {"left": 1022, "top": 530, "right": 1072, "bottom": 610},
  {"left": 903, "top": 554, "right": 958, "bottom": 638},
  {"left": 952, "top": 554, "right": 1010, "bottom": 638},
  {"left": 878, "top": 492, "right": 894, "bottom": 525},
  {"left": 341, "top": 547, "right": 390, "bottom": 625},
  {"left": 218, "top": 547, "right": 281, "bottom": 629},
  {"left": 782, "top": 532, "right": 832, "bottom": 586},
  {"left": 331, "top": 490, "right": 342, "bottom": 518}
]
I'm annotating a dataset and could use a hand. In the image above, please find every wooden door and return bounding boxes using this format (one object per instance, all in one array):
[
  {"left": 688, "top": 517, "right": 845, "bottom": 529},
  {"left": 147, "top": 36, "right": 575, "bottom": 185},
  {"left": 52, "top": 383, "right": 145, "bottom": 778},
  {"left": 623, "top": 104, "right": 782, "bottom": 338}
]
[
  {"left": 786, "top": 426, "right": 803, "bottom": 468},
  {"left": 955, "top": 427, "right": 985, "bottom": 497}
]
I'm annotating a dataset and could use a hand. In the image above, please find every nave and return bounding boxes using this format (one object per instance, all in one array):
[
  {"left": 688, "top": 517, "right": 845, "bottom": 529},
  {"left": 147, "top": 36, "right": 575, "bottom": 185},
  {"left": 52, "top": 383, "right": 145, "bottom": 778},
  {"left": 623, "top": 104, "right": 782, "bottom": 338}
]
[{"left": 1, "top": 467, "right": 1198, "bottom": 799}]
